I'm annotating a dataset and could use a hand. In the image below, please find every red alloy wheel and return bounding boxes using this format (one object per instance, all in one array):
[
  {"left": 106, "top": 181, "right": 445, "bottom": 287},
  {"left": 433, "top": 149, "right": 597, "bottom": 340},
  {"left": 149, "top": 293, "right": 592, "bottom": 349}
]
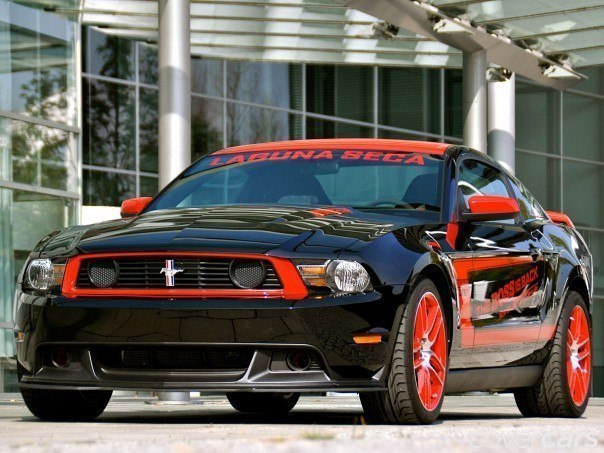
[
  {"left": 566, "top": 305, "right": 591, "bottom": 406},
  {"left": 413, "top": 292, "right": 447, "bottom": 411}
]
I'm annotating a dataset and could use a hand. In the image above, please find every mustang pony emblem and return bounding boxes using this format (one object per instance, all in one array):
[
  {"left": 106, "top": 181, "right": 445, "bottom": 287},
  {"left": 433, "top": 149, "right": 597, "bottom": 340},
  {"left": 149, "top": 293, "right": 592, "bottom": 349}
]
[{"left": 160, "top": 260, "right": 184, "bottom": 287}]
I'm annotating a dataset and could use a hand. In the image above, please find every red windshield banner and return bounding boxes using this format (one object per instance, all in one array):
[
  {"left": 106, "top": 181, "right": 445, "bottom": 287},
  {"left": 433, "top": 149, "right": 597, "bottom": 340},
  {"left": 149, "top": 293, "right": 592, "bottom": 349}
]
[{"left": 208, "top": 150, "right": 426, "bottom": 167}]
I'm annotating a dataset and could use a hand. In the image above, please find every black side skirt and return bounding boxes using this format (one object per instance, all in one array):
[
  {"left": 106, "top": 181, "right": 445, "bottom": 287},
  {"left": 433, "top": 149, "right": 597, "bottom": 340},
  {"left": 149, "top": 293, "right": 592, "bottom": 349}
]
[{"left": 445, "top": 365, "right": 542, "bottom": 394}]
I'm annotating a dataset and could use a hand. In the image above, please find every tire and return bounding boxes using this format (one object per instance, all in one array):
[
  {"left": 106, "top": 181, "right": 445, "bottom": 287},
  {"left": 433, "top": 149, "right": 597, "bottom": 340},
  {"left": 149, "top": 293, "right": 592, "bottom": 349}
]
[
  {"left": 514, "top": 291, "right": 592, "bottom": 418},
  {"left": 360, "top": 279, "right": 448, "bottom": 424},
  {"left": 226, "top": 392, "right": 300, "bottom": 414},
  {"left": 20, "top": 388, "right": 112, "bottom": 421}
]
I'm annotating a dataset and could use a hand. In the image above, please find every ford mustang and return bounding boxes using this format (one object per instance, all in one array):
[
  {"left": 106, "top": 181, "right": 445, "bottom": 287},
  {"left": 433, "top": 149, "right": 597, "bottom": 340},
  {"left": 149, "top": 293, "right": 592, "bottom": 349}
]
[{"left": 14, "top": 139, "right": 593, "bottom": 424}]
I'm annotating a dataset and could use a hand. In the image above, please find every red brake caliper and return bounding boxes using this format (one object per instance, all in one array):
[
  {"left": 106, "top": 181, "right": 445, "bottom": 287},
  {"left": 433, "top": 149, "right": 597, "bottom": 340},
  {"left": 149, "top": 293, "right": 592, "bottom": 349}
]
[
  {"left": 566, "top": 305, "right": 591, "bottom": 406},
  {"left": 413, "top": 292, "right": 447, "bottom": 411}
]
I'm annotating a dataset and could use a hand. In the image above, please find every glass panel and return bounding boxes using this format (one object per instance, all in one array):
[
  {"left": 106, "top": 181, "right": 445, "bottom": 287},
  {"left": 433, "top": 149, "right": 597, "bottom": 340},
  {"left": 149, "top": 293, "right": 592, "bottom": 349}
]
[
  {"left": 0, "top": 116, "right": 76, "bottom": 192},
  {"left": 516, "top": 151, "right": 561, "bottom": 212},
  {"left": 306, "top": 118, "right": 373, "bottom": 139},
  {"left": 563, "top": 93, "right": 604, "bottom": 162},
  {"left": 0, "top": 187, "right": 76, "bottom": 358},
  {"left": 192, "top": 97, "right": 224, "bottom": 161},
  {"left": 378, "top": 68, "right": 440, "bottom": 134},
  {"left": 227, "top": 61, "right": 301, "bottom": 110},
  {"left": 139, "top": 87, "right": 158, "bottom": 173},
  {"left": 84, "top": 27, "right": 134, "bottom": 81},
  {"left": 138, "top": 42, "right": 158, "bottom": 85},
  {"left": 575, "top": 67, "right": 604, "bottom": 96},
  {"left": 226, "top": 103, "right": 302, "bottom": 146},
  {"left": 140, "top": 176, "right": 158, "bottom": 198},
  {"left": 83, "top": 170, "right": 136, "bottom": 206},
  {"left": 0, "top": 2, "right": 76, "bottom": 126},
  {"left": 83, "top": 78, "right": 136, "bottom": 170},
  {"left": 444, "top": 69, "right": 462, "bottom": 138},
  {"left": 192, "top": 57, "right": 223, "bottom": 97},
  {"left": 516, "top": 83, "right": 560, "bottom": 154},
  {"left": 306, "top": 65, "right": 372, "bottom": 122},
  {"left": 563, "top": 161, "right": 604, "bottom": 229},
  {"left": 378, "top": 129, "right": 437, "bottom": 141}
]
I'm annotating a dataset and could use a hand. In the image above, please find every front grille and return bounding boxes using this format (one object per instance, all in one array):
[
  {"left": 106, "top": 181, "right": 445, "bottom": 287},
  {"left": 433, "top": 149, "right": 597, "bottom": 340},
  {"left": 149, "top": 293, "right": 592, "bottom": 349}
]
[
  {"left": 76, "top": 257, "right": 282, "bottom": 290},
  {"left": 93, "top": 346, "right": 255, "bottom": 371}
]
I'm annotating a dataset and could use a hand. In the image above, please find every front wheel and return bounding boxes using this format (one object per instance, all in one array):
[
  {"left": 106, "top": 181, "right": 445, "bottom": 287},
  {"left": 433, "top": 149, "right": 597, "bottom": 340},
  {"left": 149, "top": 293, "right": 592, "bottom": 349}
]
[
  {"left": 514, "top": 291, "right": 592, "bottom": 417},
  {"left": 226, "top": 392, "right": 300, "bottom": 414},
  {"left": 20, "top": 388, "right": 112, "bottom": 420},
  {"left": 360, "top": 279, "right": 448, "bottom": 424}
]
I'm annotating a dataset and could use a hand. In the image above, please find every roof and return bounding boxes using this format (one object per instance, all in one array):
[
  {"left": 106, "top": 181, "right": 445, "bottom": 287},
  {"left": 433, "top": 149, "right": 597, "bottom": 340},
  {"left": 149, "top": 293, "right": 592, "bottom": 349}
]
[
  {"left": 28, "top": 0, "right": 604, "bottom": 89},
  {"left": 212, "top": 138, "right": 452, "bottom": 155}
]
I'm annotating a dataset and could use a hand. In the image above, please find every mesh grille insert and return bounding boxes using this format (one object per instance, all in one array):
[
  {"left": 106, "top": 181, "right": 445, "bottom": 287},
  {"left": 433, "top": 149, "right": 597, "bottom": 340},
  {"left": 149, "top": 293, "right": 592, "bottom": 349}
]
[{"left": 88, "top": 261, "right": 118, "bottom": 288}]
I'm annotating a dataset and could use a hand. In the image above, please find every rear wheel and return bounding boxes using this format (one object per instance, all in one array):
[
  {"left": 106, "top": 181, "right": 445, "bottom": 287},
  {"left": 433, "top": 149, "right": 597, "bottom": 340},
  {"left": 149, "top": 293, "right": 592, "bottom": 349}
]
[
  {"left": 226, "top": 392, "right": 300, "bottom": 414},
  {"left": 20, "top": 388, "right": 112, "bottom": 420},
  {"left": 360, "top": 279, "right": 448, "bottom": 424},
  {"left": 514, "top": 291, "right": 591, "bottom": 417}
]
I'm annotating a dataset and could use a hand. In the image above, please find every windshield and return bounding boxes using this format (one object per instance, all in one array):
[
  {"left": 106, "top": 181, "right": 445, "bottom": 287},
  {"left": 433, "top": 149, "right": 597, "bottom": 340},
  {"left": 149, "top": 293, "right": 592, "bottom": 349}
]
[{"left": 146, "top": 149, "right": 444, "bottom": 213}]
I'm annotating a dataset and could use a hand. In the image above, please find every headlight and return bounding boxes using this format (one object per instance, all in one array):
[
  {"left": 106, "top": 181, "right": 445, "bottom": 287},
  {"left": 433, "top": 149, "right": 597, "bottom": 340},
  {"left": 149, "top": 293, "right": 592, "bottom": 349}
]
[
  {"left": 24, "top": 259, "right": 65, "bottom": 293},
  {"left": 295, "top": 259, "right": 372, "bottom": 294}
]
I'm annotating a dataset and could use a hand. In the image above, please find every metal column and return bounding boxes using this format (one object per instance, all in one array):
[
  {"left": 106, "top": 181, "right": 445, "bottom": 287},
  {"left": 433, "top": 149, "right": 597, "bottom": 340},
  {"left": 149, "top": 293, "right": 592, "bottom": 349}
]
[
  {"left": 488, "top": 70, "right": 515, "bottom": 173},
  {"left": 463, "top": 50, "right": 487, "bottom": 153},
  {"left": 158, "top": 0, "right": 191, "bottom": 189}
]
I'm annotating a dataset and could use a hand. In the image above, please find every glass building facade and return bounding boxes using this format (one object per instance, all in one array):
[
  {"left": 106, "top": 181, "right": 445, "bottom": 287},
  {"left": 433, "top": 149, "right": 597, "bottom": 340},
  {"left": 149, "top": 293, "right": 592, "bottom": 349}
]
[
  {"left": 0, "top": 5, "right": 602, "bottom": 394},
  {"left": 0, "top": 2, "right": 79, "bottom": 391}
]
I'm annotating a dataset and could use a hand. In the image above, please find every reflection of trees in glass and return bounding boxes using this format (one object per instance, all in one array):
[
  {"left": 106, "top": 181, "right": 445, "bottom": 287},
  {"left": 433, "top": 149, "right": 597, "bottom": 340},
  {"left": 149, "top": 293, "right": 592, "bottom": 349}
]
[
  {"left": 83, "top": 170, "right": 135, "bottom": 206},
  {"left": 86, "top": 28, "right": 134, "bottom": 81},
  {"left": 139, "top": 88, "right": 158, "bottom": 173},
  {"left": 84, "top": 33, "right": 135, "bottom": 170},
  {"left": 84, "top": 78, "right": 135, "bottom": 169},
  {"left": 11, "top": 69, "right": 71, "bottom": 190},
  {"left": 192, "top": 98, "right": 222, "bottom": 161},
  {"left": 226, "top": 62, "right": 300, "bottom": 146}
]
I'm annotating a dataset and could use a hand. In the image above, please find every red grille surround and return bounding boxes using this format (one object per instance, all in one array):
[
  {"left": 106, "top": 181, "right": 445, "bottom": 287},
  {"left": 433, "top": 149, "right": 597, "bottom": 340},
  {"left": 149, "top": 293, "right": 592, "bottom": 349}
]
[{"left": 61, "top": 252, "right": 308, "bottom": 300}]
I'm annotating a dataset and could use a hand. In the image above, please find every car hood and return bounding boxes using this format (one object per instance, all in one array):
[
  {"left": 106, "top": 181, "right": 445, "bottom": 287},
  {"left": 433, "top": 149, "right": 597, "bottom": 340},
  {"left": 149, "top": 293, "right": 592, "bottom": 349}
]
[{"left": 40, "top": 205, "right": 437, "bottom": 256}]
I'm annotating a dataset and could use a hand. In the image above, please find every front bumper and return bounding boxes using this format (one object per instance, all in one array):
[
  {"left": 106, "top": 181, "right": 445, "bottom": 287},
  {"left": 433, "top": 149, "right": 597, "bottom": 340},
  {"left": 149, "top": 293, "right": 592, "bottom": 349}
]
[{"left": 15, "top": 290, "right": 403, "bottom": 392}]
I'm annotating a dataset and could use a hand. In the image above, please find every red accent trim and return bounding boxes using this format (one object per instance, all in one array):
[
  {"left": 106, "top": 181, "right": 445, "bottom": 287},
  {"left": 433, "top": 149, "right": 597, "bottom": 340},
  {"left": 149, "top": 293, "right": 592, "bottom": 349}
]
[
  {"left": 566, "top": 305, "right": 591, "bottom": 406},
  {"left": 468, "top": 195, "right": 519, "bottom": 216},
  {"left": 413, "top": 291, "right": 446, "bottom": 411},
  {"left": 61, "top": 252, "right": 308, "bottom": 300},
  {"left": 212, "top": 139, "right": 450, "bottom": 156},
  {"left": 120, "top": 197, "right": 153, "bottom": 218},
  {"left": 546, "top": 210, "right": 575, "bottom": 228}
]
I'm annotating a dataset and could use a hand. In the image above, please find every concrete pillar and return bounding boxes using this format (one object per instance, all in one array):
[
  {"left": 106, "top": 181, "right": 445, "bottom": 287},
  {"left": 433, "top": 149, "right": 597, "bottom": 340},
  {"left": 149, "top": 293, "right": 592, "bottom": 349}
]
[
  {"left": 158, "top": 0, "right": 191, "bottom": 189},
  {"left": 463, "top": 50, "right": 487, "bottom": 153},
  {"left": 488, "top": 70, "right": 515, "bottom": 173}
]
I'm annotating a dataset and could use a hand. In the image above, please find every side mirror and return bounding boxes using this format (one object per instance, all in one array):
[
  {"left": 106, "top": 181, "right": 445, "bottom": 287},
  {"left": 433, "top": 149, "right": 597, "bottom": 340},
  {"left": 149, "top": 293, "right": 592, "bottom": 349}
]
[
  {"left": 120, "top": 197, "right": 152, "bottom": 219},
  {"left": 462, "top": 195, "right": 519, "bottom": 222},
  {"left": 545, "top": 210, "right": 574, "bottom": 228}
]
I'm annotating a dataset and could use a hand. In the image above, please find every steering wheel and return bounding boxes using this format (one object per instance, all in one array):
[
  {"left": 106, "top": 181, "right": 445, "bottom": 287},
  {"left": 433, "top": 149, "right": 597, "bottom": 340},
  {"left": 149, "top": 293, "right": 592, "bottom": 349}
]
[{"left": 365, "top": 200, "right": 415, "bottom": 209}]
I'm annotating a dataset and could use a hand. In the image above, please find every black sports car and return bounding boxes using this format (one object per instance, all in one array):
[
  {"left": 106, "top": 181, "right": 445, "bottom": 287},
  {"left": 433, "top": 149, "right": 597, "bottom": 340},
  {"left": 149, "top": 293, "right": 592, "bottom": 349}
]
[{"left": 14, "top": 139, "right": 593, "bottom": 424}]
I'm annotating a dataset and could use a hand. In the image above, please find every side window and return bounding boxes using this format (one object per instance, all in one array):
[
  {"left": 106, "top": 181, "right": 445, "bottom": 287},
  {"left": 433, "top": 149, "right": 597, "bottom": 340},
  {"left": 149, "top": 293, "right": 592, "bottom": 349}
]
[
  {"left": 457, "top": 159, "right": 511, "bottom": 210},
  {"left": 507, "top": 175, "right": 547, "bottom": 221}
]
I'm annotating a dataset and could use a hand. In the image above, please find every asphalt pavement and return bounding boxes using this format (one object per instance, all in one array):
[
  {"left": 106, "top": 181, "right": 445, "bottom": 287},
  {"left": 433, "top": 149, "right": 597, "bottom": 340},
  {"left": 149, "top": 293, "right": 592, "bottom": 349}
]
[{"left": 0, "top": 393, "right": 602, "bottom": 452}]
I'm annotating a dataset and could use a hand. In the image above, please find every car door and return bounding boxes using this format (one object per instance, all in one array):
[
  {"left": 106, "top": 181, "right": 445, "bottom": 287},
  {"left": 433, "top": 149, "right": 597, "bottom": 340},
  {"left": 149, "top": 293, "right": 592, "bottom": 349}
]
[{"left": 457, "top": 158, "right": 547, "bottom": 367}]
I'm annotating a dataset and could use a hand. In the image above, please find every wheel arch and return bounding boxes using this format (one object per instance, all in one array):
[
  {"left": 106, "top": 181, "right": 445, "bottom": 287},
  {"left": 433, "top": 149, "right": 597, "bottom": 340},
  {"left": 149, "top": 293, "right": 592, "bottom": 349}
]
[
  {"left": 408, "top": 263, "right": 455, "bottom": 348},
  {"left": 565, "top": 271, "right": 592, "bottom": 315}
]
